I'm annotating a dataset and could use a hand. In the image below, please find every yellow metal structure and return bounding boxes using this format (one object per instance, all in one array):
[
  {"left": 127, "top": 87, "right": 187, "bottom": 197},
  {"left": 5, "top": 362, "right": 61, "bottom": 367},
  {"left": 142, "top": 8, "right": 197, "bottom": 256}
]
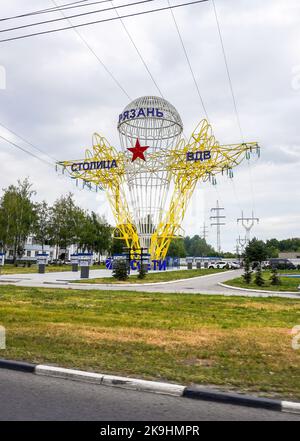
[{"left": 58, "top": 119, "right": 259, "bottom": 260}]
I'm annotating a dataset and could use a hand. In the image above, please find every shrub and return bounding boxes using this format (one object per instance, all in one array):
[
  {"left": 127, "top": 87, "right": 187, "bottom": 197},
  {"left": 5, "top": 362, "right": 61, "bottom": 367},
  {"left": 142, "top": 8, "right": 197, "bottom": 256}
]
[
  {"left": 255, "top": 266, "right": 264, "bottom": 286},
  {"left": 270, "top": 267, "right": 281, "bottom": 286},
  {"left": 243, "top": 259, "right": 252, "bottom": 284},
  {"left": 112, "top": 259, "right": 128, "bottom": 281},
  {"left": 138, "top": 263, "right": 147, "bottom": 280}
]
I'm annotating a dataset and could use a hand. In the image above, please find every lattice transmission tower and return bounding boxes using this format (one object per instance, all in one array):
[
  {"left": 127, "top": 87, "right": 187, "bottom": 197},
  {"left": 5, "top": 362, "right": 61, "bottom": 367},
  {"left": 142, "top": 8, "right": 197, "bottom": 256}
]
[{"left": 210, "top": 201, "right": 226, "bottom": 253}]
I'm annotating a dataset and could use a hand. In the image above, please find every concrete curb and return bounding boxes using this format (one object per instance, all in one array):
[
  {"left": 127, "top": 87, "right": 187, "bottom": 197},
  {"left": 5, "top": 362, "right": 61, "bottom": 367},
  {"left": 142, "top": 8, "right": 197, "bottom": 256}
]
[
  {"left": 68, "top": 271, "right": 235, "bottom": 288},
  {"left": 35, "top": 365, "right": 184, "bottom": 396},
  {"left": 0, "top": 359, "right": 36, "bottom": 373},
  {"left": 0, "top": 359, "right": 299, "bottom": 414},
  {"left": 183, "top": 386, "right": 282, "bottom": 411},
  {"left": 218, "top": 282, "right": 300, "bottom": 296}
]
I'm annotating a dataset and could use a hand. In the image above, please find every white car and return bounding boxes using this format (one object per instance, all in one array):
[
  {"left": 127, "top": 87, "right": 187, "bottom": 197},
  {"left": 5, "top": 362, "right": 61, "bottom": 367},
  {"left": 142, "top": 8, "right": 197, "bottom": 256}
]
[
  {"left": 208, "top": 261, "right": 228, "bottom": 269},
  {"left": 228, "top": 261, "right": 241, "bottom": 269}
]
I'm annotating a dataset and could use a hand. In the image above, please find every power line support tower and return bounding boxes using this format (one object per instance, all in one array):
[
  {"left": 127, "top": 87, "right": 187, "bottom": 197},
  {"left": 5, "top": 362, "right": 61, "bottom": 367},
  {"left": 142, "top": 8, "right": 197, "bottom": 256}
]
[
  {"left": 210, "top": 201, "right": 226, "bottom": 253},
  {"left": 237, "top": 212, "right": 259, "bottom": 243},
  {"left": 201, "top": 222, "right": 209, "bottom": 241},
  {"left": 237, "top": 235, "right": 247, "bottom": 253}
]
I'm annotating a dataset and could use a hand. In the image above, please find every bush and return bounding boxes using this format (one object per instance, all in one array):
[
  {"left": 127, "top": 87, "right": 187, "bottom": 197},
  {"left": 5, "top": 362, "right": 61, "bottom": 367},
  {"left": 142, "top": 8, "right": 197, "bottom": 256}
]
[
  {"left": 270, "top": 267, "right": 281, "bottom": 286},
  {"left": 255, "top": 267, "right": 264, "bottom": 286},
  {"left": 243, "top": 259, "right": 252, "bottom": 284},
  {"left": 138, "top": 263, "right": 147, "bottom": 280},
  {"left": 112, "top": 259, "right": 128, "bottom": 281}
]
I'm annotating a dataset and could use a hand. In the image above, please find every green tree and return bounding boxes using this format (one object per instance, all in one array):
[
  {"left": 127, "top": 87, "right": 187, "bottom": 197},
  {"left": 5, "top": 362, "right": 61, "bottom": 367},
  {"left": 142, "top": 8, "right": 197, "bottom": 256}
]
[
  {"left": 254, "top": 266, "right": 265, "bottom": 286},
  {"left": 49, "top": 193, "right": 84, "bottom": 261},
  {"left": 243, "top": 258, "right": 252, "bottom": 284},
  {"left": 78, "top": 212, "right": 112, "bottom": 259},
  {"left": 112, "top": 259, "right": 128, "bottom": 281},
  {"left": 270, "top": 267, "right": 281, "bottom": 286},
  {"left": 184, "top": 235, "right": 217, "bottom": 257},
  {"left": 265, "top": 245, "right": 279, "bottom": 258},
  {"left": 245, "top": 238, "right": 268, "bottom": 265},
  {"left": 167, "top": 239, "right": 186, "bottom": 257},
  {"left": 33, "top": 201, "right": 51, "bottom": 252},
  {"left": 111, "top": 238, "right": 126, "bottom": 255},
  {"left": 138, "top": 262, "right": 147, "bottom": 279},
  {"left": 0, "top": 178, "right": 36, "bottom": 261}
]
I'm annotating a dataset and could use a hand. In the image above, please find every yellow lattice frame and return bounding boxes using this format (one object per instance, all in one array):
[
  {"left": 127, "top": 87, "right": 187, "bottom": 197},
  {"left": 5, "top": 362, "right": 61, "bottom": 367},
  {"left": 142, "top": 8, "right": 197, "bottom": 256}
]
[{"left": 58, "top": 119, "right": 259, "bottom": 260}]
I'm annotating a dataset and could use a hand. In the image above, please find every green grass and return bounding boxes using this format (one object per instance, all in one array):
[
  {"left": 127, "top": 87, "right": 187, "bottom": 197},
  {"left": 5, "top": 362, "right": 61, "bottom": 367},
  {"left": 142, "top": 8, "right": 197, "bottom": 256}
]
[
  {"left": 75, "top": 268, "right": 226, "bottom": 284},
  {"left": 224, "top": 271, "right": 300, "bottom": 292},
  {"left": 0, "top": 285, "right": 300, "bottom": 400},
  {"left": 0, "top": 264, "right": 104, "bottom": 275}
]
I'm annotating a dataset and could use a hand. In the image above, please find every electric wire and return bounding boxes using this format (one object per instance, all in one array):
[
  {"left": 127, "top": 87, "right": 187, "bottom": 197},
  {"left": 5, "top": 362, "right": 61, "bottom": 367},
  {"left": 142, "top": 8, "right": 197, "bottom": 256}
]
[
  {"left": 211, "top": 0, "right": 243, "bottom": 141},
  {"left": 167, "top": 0, "right": 209, "bottom": 120},
  {"left": 0, "top": 1, "right": 90, "bottom": 22},
  {"left": 211, "top": 0, "right": 256, "bottom": 215},
  {"left": 0, "top": 0, "right": 159, "bottom": 34},
  {"left": 0, "top": 134, "right": 54, "bottom": 167},
  {"left": 0, "top": 1, "right": 210, "bottom": 44},
  {"left": 0, "top": 122, "right": 58, "bottom": 163},
  {"left": 51, "top": 0, "right": 132, "bottom": 100},
  {"left": 110, "top": 0, "right": 164, "bottom": 97}
]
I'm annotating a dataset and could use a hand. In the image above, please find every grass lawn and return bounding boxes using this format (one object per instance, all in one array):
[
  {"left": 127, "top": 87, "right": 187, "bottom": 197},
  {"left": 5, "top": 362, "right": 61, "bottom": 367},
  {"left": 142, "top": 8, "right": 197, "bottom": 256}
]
[
  {"left": 75, "top": 268, "right": 227, "bottom": 284},
  {"left": 0, "top": 285, "right": 300, "bottom": 400},
  {"left": 0, "top": 264, "right": 104, "bottom": 275},
  {"left": 224, "top": 271, "right": 300, "bottom": 292}
]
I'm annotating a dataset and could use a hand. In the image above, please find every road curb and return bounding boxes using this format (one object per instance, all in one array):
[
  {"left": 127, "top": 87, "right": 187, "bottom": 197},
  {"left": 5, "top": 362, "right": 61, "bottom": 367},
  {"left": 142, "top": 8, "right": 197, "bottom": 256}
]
[
  {"left": 35, "top": 365, "right": 185, "bottom": 396},
  {"left": 0, "top": 359, "right": 36, "bottom": 373},
  {"left": 183, "top": 386, "right": 282, "bottom": 411},
  {"left": 0, "top": 359, "right": 299, "bottom": 414},
  {"left": 68, "top": 270, "right": 235, "bottom": 288},
  {"left": 218, "top": 282, "right": 300, "bottom": 296}
]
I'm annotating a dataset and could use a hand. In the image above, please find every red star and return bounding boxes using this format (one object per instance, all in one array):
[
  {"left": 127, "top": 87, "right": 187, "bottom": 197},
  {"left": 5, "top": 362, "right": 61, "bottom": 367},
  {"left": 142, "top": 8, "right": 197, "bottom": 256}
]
[{"left": 127, "top": 139, "right": 149, "bottom": 162}]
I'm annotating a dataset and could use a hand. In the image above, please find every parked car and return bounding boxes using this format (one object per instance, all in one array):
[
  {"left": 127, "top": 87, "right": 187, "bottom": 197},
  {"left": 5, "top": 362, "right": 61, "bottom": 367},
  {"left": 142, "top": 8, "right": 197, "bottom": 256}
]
[
  {"left": 227, "top": 261, "right": 241, "bottom": 269},
  {"left": 208, "top": 261, "right": 228, "bottom": 269},
  {"left": 269, "top": 258, "right": 296, "bottom": 270}
]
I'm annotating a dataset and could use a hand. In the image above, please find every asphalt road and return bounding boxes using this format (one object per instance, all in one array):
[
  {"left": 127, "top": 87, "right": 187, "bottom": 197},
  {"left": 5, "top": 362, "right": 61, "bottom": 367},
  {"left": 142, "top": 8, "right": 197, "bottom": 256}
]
[
  {"left": 0, "top": 369, "right": 299, "bottom": 421},
  {"left": 1, "top": 268, "right": 299, "bottom": 298}
]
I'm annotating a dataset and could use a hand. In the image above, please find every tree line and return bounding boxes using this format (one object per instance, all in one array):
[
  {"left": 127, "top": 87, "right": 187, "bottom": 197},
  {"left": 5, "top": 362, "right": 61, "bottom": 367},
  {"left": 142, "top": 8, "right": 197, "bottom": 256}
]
[
  {"left": 167, "top": 236, "right": 300, "bottom": 259},
  {"left": 1, "top": 179, "right": 298, "bottom": 262},
  {"left": 0, "top": 179, "right": 112, "bottom": 262}
]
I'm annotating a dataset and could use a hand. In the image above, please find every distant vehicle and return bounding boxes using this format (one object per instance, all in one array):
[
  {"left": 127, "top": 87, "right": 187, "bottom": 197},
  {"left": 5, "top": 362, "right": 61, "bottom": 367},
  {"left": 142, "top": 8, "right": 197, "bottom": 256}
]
[
  {"left": 227, "top": 261, "right": 241, "bottom": 269},
  {"left": 208, "top": 261, "right": 227, "bottom": 269},
  {"left": 269, "top": 258, "right": 296, "bottom": 270}
]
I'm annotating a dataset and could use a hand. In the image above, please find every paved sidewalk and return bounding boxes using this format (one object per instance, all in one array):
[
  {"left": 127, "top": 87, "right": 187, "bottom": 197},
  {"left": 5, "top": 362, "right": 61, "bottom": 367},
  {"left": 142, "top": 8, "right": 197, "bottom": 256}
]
[{"left": 0, "top": 269, "right": 299, "bottom": 299}]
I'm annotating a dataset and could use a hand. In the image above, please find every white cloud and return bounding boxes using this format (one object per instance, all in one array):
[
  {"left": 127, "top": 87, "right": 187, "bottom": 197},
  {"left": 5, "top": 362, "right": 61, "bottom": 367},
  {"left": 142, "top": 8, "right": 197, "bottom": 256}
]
[{"left": 0, "top": 0, "right": 299, "bottom": 252}]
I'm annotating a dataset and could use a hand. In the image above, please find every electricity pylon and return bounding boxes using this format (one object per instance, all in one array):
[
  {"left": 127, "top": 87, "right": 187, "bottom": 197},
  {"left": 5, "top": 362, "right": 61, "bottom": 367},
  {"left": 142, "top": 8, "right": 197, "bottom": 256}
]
[
  {"left": 201, "top": 222, "right": 209, "bottom": 241},
  {"left": 237, "top": 235, "right": 247, "bottom": 252},
  {"left": 210, "top": 201, "right": 226, "bottom": 253},
  {"left": 237, "top": 212, "right": 259, "bottom": 243}
]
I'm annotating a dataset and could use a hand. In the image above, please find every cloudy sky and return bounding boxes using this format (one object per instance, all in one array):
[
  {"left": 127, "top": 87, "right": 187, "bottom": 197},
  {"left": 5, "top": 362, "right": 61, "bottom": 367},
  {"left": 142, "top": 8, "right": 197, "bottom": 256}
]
[{"left": 0, "top": 0, "right": 299, "bottom": 252}]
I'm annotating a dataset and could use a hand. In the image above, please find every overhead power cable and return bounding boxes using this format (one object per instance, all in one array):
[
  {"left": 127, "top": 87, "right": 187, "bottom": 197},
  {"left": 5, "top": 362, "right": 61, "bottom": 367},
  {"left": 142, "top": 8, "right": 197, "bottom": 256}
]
[
  {"left": 0, "top": 0, "right": 158, "bottom": 34},
  {"left": 211, "top": 0, "right": 243, "bottom": 141},
  {"left": 110, "top": 0, "right": 164, "bottom": 97},
  {"left": 167, "top": 0, "right": 209, "bottom": 120},
  {"left": 0, "top": 1, "right": 210, "bottom": 44},
  {"left": 0, "top": 134, "right": 54, "bottom": 167},
  {"left": 211, "top": 0, "right": 256, "bottom": 213},
  {"left": 0, "top": 122, "right": 58, "bottom": 163},
  {"left": 0, "top": 1, "right": 90, "bottom": 22},
  {"left": 51, "top": 0, "right": 132, "bottom": 100}
]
